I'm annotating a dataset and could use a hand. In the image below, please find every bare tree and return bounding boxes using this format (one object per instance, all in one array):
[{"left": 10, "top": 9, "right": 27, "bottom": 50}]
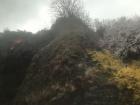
[
  {"left": 51, "top": 0, "right": 92, "bottom": 29},
  {"left": 51, "top": 0, "right": 83, "bottom": 18}
]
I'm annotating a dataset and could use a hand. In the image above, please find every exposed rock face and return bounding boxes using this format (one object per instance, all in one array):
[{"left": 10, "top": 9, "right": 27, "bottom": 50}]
[
  {"left": 0, "top": 40, "right": 34, "bottom": 105},
  {"left": 0, "top": 30, "right": 58, "bottom": 105}
]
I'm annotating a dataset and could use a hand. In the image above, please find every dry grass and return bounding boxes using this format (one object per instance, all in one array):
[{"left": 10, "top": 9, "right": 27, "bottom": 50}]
[{"left": 87, "top": 49, "right": 140, "bottom": 103}]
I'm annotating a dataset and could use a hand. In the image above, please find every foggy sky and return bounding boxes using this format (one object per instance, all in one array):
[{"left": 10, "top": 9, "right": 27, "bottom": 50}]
[{"left": 0, "top": 0, "right": 140, "bottom": 33}]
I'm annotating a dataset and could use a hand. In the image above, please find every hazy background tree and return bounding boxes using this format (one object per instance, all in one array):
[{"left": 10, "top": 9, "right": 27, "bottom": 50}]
[
  {"left": 51, "top": 0, "right": 83, "bottom": 17},
  {"left": 51, "top": 0, "right": 91, "bottom": 28},
  {"left": 94, "top": 16, "right": 140, "bottom": 59}
]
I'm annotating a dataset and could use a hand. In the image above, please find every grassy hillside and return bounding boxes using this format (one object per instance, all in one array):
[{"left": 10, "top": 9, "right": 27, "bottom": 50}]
[{"left": 0, "top": 11, "right": 140, "bottom": 105}]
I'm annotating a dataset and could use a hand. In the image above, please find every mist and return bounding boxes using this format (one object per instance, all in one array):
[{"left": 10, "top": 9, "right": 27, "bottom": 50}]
[{"left": 0, "top": 0, "right": 140, "bottom": 33}]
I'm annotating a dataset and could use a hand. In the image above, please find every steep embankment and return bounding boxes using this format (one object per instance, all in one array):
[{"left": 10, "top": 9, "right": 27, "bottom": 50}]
[
  {"left": 14, "top": 32, "right": 96, "bottom": 105},
  {"left": 1, "top": 17, "right": 140, "bottom": 105},
  {"left": 14, "top": 17, "right": 140, "bottom": 105},
  {"left": 15, "top": 33, "right": 140, "bottom": 105}
]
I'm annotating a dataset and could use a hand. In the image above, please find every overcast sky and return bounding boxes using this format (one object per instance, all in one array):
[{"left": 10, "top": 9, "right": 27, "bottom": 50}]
[{"left": 0, "top": 0, "right": 140, "bottom": 33}]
